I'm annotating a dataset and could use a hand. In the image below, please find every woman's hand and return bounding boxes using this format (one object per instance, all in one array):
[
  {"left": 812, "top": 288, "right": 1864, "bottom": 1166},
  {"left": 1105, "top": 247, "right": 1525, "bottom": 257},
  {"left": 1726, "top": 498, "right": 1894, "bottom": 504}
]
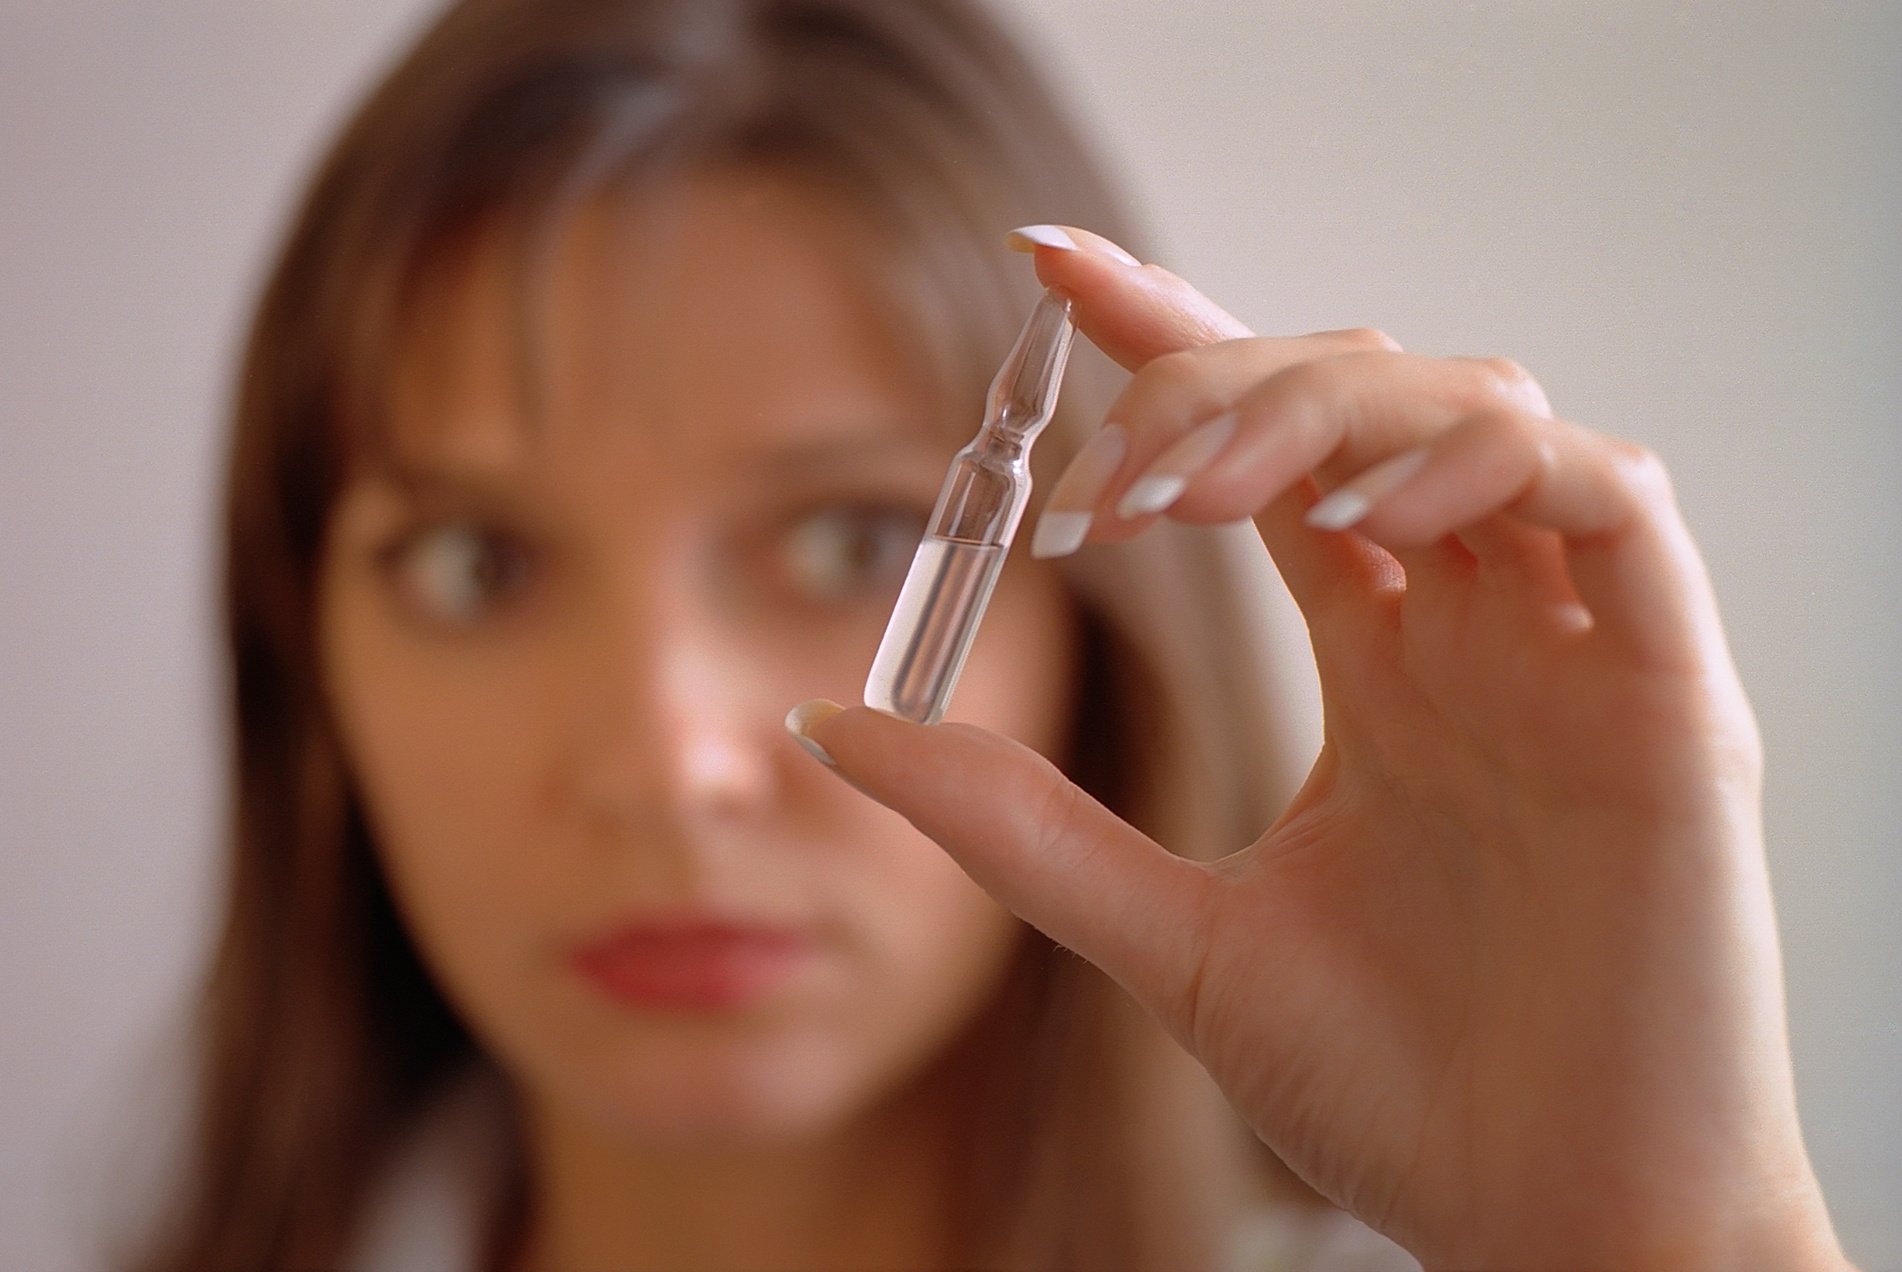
[{"left": 787, "top": 227, "right": 1851, "bottom": 1272}]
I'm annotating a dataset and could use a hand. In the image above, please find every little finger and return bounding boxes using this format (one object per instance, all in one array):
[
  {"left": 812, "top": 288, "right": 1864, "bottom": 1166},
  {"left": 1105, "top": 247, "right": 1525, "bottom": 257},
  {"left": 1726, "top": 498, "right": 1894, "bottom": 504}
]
[{"left": 1306, "top": 407, "right": 1721, "bottom": 665}]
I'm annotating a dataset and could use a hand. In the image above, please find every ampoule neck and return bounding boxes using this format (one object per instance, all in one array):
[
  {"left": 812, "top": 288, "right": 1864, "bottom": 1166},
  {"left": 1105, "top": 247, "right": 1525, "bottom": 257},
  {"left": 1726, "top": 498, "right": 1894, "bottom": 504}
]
[{"left": 966, "top": 421, "right": 1036, "bottom": 465}]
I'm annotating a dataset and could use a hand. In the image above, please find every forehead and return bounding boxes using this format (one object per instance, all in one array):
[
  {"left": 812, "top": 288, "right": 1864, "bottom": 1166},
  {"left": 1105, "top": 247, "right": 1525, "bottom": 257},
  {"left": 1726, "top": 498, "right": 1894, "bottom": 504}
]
[{"left": 384, "top": 169, "right": 952, "bottom": 480}]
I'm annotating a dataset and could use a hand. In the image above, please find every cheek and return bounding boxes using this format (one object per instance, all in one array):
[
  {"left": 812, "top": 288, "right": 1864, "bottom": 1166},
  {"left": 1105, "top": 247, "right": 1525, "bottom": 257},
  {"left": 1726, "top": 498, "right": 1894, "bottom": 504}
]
[
  {"left": 801, "top": 820, "right": 1025, "bottom": 1120},
  {"left": 318, "top": 575, "right": 568, "bottom": 1022}
]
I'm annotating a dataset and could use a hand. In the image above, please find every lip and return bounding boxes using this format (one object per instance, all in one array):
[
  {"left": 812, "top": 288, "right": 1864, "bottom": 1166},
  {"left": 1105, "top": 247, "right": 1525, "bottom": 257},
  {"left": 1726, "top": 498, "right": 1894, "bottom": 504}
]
[{"left": 570, "top": 915, "right": 815, "bottom": 1013}]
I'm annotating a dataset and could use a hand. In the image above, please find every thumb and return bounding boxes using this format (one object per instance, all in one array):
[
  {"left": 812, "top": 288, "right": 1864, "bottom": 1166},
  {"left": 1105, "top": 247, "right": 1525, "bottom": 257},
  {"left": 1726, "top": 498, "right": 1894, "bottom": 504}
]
[{"left": 785, "top": 699, "right": 1217, "bottom": 1022}]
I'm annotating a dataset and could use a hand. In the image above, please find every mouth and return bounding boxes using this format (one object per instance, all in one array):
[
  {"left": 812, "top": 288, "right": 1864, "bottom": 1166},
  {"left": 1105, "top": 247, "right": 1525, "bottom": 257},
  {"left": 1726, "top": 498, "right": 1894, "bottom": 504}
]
[{"left": 569, "top": 914, "right": 816, "bottom": 1013}]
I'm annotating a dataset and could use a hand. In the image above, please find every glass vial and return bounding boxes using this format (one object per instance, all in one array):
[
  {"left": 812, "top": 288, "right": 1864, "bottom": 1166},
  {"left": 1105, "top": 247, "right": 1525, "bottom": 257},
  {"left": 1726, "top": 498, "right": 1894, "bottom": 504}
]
[{"left": 864, "top": 290, "right": 1076, "bottom": 724}]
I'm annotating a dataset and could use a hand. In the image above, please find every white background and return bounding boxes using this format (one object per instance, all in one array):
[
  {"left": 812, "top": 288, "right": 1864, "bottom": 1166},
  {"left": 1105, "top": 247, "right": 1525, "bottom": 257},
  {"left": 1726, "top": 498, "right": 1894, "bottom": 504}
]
[{"left": 2, "top": 2, "right": 1897, "bottom": 1268}]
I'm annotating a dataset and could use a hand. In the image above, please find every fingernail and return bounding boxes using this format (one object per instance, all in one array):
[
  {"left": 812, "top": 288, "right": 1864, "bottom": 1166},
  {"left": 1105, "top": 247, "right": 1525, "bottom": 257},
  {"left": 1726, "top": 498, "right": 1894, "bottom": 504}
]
[
  {"left": 1006, "top": 224, "right": 1142, "bottom": 268},
  {"left": 784, "top": 698, "right": 845, "bottom": 766},
  {"left": 1030, "top": 424, "right": 1128, "bottom": 558},
  {"left": 1305, "top": 446, "right": 1432, "bottom": 532},
  {"left": 1115, "top": 411, "right": 1237, "bottom": 519},
  {"left": 1006, "top": 224, "right": 1077, "bottom": 253}
]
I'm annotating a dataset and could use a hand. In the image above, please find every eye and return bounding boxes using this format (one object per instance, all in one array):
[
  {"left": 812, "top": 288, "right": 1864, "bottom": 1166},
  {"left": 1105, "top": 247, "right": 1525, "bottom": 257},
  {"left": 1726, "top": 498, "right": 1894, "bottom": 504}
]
[
  {"left": 775, "top": 502, "right": 924, "bottom": 606},
  {"left": 381, "top": 520, "right": 534, "bottom": 626}
]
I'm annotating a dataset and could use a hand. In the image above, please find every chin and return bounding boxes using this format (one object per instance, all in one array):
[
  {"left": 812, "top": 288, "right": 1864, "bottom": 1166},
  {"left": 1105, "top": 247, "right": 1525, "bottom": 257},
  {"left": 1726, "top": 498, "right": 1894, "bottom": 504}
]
[{"left": 577, "top": 1033, "right": 878, "bottom": 1147}]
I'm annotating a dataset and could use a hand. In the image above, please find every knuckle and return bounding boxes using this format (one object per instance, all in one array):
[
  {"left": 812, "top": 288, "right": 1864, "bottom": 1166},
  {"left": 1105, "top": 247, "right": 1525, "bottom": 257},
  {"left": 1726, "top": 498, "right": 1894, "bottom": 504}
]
[
  {"left": 1247, "top": 349, "right": 1390, "bottom": 428},
  {"left": 1473, "top": 402, "right": 1536, "bottom": 439},
  {"left": 1463, "top": 406, "right": 1557, "bottom": 496},
  {"left": 1342, "top": 326, "right": 1404, "bottom": 353},
  {"left": 1331, "top": 326, "right": 1404, "bottom": 353},
  {"left": 1267, "top": 351, "right": 1355, "bottom": 401},
  {"left": 1140, "top": 347, "right": 1208, "bottom": 397},
  {"left": 1026, "top": 763, "right": 1090, "bottom": 861},
  {"left": 1473, "top": 356, "right": 1551, "bottom": 415},
  {"left": 1479, "top": 405, "right": 1554, "bottom": 466},
  {"left": 1477, "top": 355, "right": 1533, "bottom": 391},
  {"left": 1116, "top": 348, "right": 1215, "bottom": 422},
  {"left": 1529, "top": 430, "right": 1563, "bottom": 480},
  {"left": 1606, "top": 438, "right": 1675, "bottom": 508}
]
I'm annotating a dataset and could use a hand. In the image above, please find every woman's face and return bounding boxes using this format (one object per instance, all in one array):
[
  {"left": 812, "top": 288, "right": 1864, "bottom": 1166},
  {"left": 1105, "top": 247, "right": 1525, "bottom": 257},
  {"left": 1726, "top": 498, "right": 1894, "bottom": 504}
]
[{"left": 318, "top": 172, "right": 1079, "bottom": 1144}]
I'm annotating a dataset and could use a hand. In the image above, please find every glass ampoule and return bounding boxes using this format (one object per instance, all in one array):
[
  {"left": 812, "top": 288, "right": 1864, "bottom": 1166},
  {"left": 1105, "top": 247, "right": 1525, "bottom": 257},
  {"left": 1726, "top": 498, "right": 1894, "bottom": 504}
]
[{"left": 864, "top": 289, "right": 1076, "bottom": 724}]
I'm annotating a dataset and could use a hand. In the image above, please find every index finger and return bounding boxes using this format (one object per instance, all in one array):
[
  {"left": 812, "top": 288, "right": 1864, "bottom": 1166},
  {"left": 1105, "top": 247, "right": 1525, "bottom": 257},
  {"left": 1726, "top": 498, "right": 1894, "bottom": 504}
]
[
  {"left": 1006, "top": 224, "right": 1254, "bottom": 367},
  {"left": 1009, "top": 224, "right": 1401, "bottom": 613}
]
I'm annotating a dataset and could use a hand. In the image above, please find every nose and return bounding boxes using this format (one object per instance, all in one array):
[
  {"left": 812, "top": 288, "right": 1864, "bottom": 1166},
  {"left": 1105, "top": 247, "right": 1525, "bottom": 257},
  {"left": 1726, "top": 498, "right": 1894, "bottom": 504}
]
[{"left": 563, "top": 589, "right": 778, "bottom": 844}]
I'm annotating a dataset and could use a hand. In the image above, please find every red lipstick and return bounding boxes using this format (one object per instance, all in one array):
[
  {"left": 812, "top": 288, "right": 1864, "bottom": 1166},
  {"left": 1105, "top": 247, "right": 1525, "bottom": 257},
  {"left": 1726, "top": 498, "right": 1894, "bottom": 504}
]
[{"left": 571, "top": 917, "right": 813, "bottom": 1012}]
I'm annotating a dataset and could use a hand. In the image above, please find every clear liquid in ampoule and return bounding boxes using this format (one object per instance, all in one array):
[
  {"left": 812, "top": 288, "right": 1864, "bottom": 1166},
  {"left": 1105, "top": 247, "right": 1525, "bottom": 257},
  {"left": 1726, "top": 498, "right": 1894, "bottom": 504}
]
[{"left": 863, "top": 534, "right": 1007, "bottom": 725}]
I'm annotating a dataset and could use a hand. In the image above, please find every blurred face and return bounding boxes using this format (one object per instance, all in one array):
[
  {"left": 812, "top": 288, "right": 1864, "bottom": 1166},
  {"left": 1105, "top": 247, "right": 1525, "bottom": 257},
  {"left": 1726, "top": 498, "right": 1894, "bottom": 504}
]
[{"left": 317, "top": 172, "right": 1079, "bottom": 1145}]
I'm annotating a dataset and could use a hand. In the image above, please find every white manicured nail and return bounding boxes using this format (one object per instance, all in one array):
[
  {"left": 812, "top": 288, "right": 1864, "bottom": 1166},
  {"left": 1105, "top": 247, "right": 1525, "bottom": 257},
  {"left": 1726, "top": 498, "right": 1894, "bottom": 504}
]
[
  {"left": 1006, "top": 224, "right": 1142, "bottom": 267},
  {"left": 1305, "top": 446, "right": 1432, "bottom": 532},
  {"left": 1303, "top": 487, "right": 1372, "bottom": 532},
  {"left": 784, "top": 699, "right": 844, "bottom": 766},
  {"left": 1030, "top": 423, "right": 1127, "bottom": 558},
  {"left": 1029, "top": 511, "right": 1091, "bottom": 559},
  {"left": 1116, "top": 474, "right": 1187, "bottom": 519},
  {"left": 1006, "top": 224, "right": 1078, "bottom": 253},
  {"left": 1115, "top": 411, "right": 1237, "bottom": 519}
]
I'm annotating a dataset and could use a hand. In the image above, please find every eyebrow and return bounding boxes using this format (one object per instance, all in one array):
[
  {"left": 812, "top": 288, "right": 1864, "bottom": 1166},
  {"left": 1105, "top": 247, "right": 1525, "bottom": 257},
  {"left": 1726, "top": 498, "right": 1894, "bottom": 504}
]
[
  {"left": 749, "top": 428, "right": 952, "bottom": 478},
  {"left": 365, "top": 425, "right": 951, "bottom": 495},
  {"left": 369, "top": 455, "right": 518, "bottom": 501}
]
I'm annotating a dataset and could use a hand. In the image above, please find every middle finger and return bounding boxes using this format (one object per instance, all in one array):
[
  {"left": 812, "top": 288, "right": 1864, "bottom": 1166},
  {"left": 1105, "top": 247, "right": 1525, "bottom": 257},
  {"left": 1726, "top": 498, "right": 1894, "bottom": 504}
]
[
  {"left": 1141, "top": 351, "right": 1550, "bottom": 529},
  {"left": 1066, "top": 330, "right": 1407, "bottom": 545}
]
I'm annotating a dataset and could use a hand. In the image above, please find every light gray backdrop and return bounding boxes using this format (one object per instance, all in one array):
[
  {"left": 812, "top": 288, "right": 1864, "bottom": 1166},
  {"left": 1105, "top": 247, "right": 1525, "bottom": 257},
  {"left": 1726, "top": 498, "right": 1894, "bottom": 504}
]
[{"left": 2, "top": 2, "right": 1896, "bottom": 1268}]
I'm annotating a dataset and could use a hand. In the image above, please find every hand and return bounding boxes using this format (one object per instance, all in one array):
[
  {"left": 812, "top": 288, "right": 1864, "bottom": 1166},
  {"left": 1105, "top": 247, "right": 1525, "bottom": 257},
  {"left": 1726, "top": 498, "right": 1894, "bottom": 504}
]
[{"left": 788, "top": 227, "right": 1851, "bottom": 1271}]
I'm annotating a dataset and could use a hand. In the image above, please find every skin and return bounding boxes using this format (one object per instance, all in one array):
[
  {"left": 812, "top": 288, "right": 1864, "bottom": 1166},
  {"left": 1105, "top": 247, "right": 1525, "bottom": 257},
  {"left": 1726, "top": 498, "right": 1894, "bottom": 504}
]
[
  {"left": 317, "top": 173, "right": 1080, "bottom": 1272},
  {"left": 800, "top": 230, "right": 1858, "bottom": 1271}
]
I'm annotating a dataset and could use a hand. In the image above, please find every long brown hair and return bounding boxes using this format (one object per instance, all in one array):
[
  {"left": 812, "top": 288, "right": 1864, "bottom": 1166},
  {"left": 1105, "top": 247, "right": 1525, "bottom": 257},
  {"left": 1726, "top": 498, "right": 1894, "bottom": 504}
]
[{"left": 122, "top": 1, "right": 1329, "bottom": 1268}]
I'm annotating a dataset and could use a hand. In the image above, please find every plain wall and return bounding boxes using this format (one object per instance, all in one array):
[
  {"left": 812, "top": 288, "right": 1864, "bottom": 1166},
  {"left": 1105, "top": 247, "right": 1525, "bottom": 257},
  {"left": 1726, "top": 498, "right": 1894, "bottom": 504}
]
[{"left": 2, "top": 2, "right": 1896, "bottom": 1268}]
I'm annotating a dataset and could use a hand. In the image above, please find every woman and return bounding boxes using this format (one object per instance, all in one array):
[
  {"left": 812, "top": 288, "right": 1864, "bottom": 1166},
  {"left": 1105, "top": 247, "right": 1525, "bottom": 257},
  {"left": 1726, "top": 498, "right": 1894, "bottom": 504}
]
[{"left": 121, "top": 0, "right": 1854, "bottom": 1269}]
